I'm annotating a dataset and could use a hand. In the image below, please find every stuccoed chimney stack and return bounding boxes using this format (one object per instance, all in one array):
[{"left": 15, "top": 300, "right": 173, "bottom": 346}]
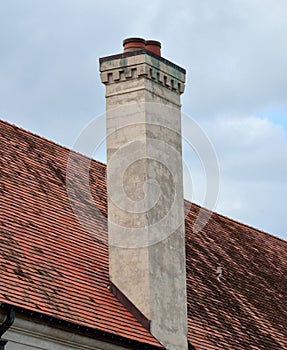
[{"left": 100, "top": 38, "right": 188, "bottom": 349}]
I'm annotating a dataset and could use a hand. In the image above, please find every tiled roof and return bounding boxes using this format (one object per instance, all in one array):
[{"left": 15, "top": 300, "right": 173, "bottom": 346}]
[
  {"left": 1, "top": 119, "right": 287, "bottom": 349},
  {"left": 0, "top": 120, "right": 162, "bottom": 348},
  {"left": 185, "top": 205, "right": 287, "bottom": 349}
]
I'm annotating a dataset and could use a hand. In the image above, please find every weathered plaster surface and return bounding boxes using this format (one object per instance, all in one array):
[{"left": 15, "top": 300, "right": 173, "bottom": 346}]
[{"left": 101, "top": 51, "right": 188, "bottom": 350}]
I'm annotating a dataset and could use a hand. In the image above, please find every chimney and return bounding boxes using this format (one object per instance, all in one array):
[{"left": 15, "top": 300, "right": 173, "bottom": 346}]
[{"left": 100, "top": 38, "right": 188, "bottom": 349}]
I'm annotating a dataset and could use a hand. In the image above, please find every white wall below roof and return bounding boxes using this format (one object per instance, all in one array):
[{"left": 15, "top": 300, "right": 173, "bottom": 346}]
[{"left": 0, "top": 311, "right": 129, "bottom": 350}]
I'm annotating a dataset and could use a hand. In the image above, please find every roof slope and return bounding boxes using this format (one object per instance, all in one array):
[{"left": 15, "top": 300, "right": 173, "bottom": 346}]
[
  {"left": 185, "top": 205, "right": 287, "bottom": 349},
  {"left": 1, "top": 120, "right": 287, "bottom": 349},
  {"left": 0, "top": 120, "right": 162, "bottom": 348}
]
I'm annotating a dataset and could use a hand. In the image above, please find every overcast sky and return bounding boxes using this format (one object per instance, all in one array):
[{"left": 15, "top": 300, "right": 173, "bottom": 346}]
[{"left": 1, "top": 0, "right": 287, "bottom": 240}]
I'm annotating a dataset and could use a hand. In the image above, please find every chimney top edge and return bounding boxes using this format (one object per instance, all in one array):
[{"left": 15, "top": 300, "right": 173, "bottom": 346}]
[{"left": 99, "top": 50, "right": 186, "bottom": 74}]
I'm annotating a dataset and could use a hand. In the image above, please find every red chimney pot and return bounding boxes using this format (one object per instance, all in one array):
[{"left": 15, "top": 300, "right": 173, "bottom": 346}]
[
  {"left": 123, "top": 37, "right": 146, "bottom": 52},
  {"left": 145, "top": 40, "right": 161, "bottom": 56},
  {"left": 123, "top": 38, "right": 162, "bottom": 56}
]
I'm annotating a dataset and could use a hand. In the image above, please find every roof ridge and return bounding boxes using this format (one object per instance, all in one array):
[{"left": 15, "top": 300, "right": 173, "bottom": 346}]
[
  {"left": 185, "top": 198, "right": 287, "bottom": 244},
  {"left": 0, "top": 118, "right": 107, "bottom": 167},
  {"left": 2, "top": 118, "right": 286, "bottom": 245}
]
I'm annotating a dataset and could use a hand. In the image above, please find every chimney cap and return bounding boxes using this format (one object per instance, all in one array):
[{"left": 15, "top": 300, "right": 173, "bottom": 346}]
[{"left": 123, "top": 37, "right": 146, "bottom": 46}]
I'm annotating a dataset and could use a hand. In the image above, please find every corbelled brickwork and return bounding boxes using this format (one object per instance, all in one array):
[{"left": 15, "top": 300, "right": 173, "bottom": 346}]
[{"left": 100, "top": 52, "right": 185, "bottom": 94}]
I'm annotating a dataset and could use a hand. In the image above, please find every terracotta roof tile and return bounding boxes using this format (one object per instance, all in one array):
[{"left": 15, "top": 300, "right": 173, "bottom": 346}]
[
  {"left": 185, "top": 204, "right": 287, "bottom": 349},
  {"left": 0, "top": 120, "right": 162, "bottom": 348},
  {"left": 1, "top": 119, "right": 287, "bottom": 349}
]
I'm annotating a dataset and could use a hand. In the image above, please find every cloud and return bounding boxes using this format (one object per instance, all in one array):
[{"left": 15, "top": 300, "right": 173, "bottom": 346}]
[
  {"left": 183, "top": 115, "right": 287, "bottom": 238},
  {"left": 178, "top": 0, "right": 287, "bottom": 118}
]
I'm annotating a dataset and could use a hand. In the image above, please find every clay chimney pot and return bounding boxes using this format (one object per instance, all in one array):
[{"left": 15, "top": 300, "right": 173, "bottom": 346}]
[
  {"left": 123, "top": 37, "right": 146, "bottom": 52},
  {"left": 145, "top": 40, "right": 161, "bottom": 56}
]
